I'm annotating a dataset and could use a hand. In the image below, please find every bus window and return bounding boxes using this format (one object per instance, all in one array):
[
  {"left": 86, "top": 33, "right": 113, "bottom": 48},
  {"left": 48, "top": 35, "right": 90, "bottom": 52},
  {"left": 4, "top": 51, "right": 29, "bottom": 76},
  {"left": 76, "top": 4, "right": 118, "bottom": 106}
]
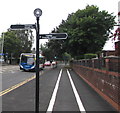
[
  {"left": 21, "top": 55, "right": 27, "bottom": 63},
  {"left": 27, "top": 57, "right": 34, "bottom": 65}
]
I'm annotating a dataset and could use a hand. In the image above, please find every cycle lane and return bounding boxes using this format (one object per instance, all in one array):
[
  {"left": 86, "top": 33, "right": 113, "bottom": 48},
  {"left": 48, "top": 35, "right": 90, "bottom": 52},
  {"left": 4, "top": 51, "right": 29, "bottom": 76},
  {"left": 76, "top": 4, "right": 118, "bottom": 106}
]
[
  {"left": 52, "top": 68, "right": 80, "bottom": 112},
  {"left": 66, "top": 69, "right": 118, "bottom": 112}
]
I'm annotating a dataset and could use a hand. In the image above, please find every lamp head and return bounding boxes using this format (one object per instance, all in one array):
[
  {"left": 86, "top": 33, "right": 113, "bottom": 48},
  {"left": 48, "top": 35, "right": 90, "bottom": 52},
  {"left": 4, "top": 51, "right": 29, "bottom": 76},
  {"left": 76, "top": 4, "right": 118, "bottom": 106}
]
[{"left": 34, "top": 8, "right": 42, "bottom": 18}]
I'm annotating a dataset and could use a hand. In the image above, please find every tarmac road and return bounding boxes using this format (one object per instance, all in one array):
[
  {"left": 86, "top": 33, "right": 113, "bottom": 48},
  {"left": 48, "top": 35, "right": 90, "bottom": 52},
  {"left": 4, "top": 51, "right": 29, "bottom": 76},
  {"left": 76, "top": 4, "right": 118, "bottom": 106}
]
[{"left": 1, "top": 64, "right": 118, "bottom": 112}]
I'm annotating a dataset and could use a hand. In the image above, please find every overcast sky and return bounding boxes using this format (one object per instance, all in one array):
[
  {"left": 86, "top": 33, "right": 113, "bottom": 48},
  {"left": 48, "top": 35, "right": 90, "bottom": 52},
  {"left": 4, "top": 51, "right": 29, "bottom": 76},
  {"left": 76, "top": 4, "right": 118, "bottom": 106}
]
[{"left": 0, "top": 0, "right": 119, "bottom": 50}]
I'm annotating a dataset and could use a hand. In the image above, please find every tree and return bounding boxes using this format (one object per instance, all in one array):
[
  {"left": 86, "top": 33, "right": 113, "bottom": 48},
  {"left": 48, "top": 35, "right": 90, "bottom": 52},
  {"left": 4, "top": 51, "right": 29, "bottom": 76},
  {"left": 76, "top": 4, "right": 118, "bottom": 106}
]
[
  {"left": 3, "top": 30, "right": 34, "bottom": 62},
  {"left": 40, "top": 44, "right": 53, "bottom": 61},
  {"left": 40, "top": 40, "right": 64, "bottom": 61},
  {"left": 63, "top": 52, "right": 71, "bottom": 65},
  {"left": 47, "top": 5, "right": 116, "bottom": 58}
]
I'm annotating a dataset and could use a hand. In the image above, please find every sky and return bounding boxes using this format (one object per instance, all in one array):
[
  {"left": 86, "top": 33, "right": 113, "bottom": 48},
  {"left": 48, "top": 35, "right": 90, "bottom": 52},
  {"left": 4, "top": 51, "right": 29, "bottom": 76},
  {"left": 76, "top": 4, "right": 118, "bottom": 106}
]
[{"left": 0, "top": 0, "right": 119, "bottom": 50}]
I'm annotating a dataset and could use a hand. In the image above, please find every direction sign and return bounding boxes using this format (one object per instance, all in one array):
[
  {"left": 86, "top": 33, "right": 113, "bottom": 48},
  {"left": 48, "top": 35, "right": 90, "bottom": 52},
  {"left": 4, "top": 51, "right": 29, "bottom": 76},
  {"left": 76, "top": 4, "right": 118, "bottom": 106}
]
[
  {"left": 39, "top": 33, "right": 68, "bottom": 39},
  {"left": 0, "top": 53, "right": 4, "bottom": 56},
  {"left": 10, "top": 24, "right": 36, "bottom": 30}
]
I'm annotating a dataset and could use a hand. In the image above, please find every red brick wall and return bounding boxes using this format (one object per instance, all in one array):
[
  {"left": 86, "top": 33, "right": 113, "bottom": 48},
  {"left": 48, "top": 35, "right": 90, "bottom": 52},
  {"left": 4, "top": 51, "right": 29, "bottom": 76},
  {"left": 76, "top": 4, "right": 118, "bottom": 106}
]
[
  {"left": 71, "top": 62, "right": 120, "bottom": 111},
  {"left": 115, "top": 41, "right": 120, "bottom": 56},
  {"left": 105, "top": 57, "right": 120, "bottom": 73}
]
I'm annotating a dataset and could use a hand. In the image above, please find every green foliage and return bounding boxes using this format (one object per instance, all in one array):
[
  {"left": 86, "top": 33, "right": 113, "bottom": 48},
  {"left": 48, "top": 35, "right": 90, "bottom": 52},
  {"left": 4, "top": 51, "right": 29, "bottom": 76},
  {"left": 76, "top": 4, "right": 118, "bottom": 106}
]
[
  {"left": 40, "top": 44, "right": 53, "bottom": 60},
  {"left": 45, "top": 39, "right": 65, "bottom": 60},
  {"left": 3, "top": 30, "right": 34, "bottom": 60},
  {"left": 84, "top": 53, "right": 97, "bottom": 59},
  {"left": 44, "top": 5, "right": 116, "bottom": 59},
  {"left": 63, "top": 52, "right": 71, "bottom": 61},
  {"left": 75, "top": 55, "right": 84, "bottom": 60}
]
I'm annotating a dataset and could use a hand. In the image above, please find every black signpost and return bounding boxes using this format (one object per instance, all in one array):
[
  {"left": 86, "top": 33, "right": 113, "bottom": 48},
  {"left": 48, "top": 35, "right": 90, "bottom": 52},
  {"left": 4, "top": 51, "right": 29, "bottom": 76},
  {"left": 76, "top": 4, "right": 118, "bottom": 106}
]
[
  {"left": 10, "top": 24, "right": 36, "bottom": 30},
  {"left": 34, "top": 8, "right": 42, "bottom": 113},
  {"left": 10, "top": 8, "right": 67, "bottom": 113},
  {"left": 40, "top": 33, "right": 68, "bottom": 39}
]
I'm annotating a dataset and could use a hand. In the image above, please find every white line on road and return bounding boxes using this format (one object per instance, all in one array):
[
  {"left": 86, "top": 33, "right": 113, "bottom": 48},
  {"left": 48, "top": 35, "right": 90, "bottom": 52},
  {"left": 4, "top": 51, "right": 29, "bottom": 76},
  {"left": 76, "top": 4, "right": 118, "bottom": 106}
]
[
  {"left": 46, "top": 69, "right": 63, "bottom": 113},
  {"left": 67, "top": 69, "right": 86, "bottom": 112}
]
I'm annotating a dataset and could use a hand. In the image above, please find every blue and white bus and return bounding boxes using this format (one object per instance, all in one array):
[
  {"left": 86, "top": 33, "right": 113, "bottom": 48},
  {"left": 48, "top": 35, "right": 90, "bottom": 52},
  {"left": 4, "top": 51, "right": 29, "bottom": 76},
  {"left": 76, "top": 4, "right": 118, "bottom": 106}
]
[{"left": 19, "top": 53, "right": 45, "bottom": 71}]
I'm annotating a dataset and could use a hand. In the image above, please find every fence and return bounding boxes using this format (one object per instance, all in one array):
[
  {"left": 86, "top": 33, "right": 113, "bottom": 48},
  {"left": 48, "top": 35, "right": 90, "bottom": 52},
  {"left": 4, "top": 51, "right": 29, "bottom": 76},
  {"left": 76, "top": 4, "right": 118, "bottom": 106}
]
[
  {"left": 73, "top": 56, "right": 120, "bottom": 73},
  {"left": 70, "top": 57, "right": 120, "bottom": 111}
]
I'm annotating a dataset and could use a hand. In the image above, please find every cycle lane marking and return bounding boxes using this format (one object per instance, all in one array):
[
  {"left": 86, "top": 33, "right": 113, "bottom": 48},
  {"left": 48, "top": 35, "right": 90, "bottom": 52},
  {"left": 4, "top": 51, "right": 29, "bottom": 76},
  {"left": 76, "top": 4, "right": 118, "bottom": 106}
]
[
  {"left": 46, "top": 69, "right": 63, "bottom": 113},
  {"left": 67, "top": 69, "right": 86, "bottom": 112}
]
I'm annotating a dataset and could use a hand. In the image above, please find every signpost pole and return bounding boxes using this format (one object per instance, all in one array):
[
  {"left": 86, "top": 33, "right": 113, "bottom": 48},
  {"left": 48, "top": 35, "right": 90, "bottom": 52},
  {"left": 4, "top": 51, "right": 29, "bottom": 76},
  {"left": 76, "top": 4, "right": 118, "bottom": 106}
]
[
  {"left": 10, "top": 8, "right": 67, "bottom": 113},
  {"left": 34, "top": 8, "right": 42, "bottom": 113},
  {"left": 35, "top": 16, "right": 40, "bottom": 113}
]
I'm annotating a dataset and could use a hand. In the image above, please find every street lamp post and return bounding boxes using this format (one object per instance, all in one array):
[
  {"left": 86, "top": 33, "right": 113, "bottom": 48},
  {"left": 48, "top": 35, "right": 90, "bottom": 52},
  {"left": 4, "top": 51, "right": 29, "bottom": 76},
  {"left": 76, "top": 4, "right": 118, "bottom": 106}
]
[
  {"left": 34, "top": 8, "right": 42, "bottom": 113},
  {"left": 1, "top": 33, "right": 4, "bottom": 56}
]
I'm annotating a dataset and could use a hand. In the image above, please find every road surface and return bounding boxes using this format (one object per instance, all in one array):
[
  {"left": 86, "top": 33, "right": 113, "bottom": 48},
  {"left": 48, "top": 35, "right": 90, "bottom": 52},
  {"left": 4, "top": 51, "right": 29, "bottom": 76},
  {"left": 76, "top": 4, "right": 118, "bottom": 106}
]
[{"left": 1, "top": 64, "right": 118, "bottom": 112}]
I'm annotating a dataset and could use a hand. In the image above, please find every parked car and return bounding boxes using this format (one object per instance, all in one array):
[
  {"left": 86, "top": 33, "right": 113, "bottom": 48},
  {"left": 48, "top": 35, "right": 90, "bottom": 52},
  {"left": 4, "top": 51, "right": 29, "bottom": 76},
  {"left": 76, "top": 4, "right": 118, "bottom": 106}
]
[
  {"left": 52, "top": 61, "right": 57, "bottom": 65},
  {"left": 52, "top": 61, "right": 57, "bottom": 68},
  {"left": 0, "top": 58, "right": 4, "bottom": 63},
  {"left": 44, "top": 61, "right": 51, "bottom": 66}
]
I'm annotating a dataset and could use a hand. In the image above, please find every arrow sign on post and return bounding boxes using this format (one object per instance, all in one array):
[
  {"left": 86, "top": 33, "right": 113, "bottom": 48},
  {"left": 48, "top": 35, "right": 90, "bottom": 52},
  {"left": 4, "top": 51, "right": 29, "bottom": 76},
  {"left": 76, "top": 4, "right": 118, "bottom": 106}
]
[
  {"left": 10, "top": 24, "right": 36, "bottom": 30},
  {"left": 39, "top": 33, "right": 68, "bottom": 39}
]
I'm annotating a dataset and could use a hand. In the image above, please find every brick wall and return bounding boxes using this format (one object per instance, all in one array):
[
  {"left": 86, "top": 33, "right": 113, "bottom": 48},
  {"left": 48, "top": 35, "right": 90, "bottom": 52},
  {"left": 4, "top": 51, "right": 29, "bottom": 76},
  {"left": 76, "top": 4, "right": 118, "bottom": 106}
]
[
  {"left": 115, "top": 41, "right": 120, "bottom": 56},
  {"left": 105, "top": 57, "right": 120, "bottom": 73},
  {"left": 70, "top": 59, "right": 120, "bottom": 111}
]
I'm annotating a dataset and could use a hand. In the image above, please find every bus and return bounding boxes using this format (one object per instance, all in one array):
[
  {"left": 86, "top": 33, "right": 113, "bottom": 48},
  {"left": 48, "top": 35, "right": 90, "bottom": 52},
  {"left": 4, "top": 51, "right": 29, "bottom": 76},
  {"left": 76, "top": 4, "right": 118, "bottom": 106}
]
[{"left": 19, "top": 53, "right": 45, "bottom": 71}]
